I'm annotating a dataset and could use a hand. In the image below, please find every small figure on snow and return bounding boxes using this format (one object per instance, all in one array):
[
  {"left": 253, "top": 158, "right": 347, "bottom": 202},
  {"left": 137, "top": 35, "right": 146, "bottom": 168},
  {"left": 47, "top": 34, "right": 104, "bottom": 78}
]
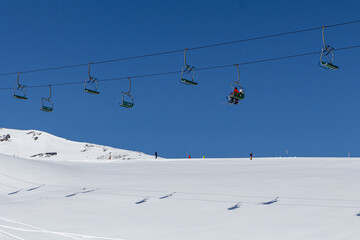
[
  {"left": 250, "top": 152, "right": 253, "bottom": 160},
  {"left": 155, "top": 151, "right": 158, "bottom": 159}
]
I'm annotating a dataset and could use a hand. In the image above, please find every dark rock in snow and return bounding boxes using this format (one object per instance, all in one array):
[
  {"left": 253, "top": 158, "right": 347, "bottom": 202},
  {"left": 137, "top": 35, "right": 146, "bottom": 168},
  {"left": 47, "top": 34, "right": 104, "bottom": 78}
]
[
  {"left": 30, "top": 152, "right": 57, "bottom": 158},
  {"left": 0, "top": 134, "right": 11, "bottom": 142}
]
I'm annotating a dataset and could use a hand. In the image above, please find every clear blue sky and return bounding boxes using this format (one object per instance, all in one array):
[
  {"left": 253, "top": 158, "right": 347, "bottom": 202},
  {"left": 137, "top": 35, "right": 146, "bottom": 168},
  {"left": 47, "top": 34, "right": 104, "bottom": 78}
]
[{"left": 1, "top": 0, "right": 360, "bottom": 158}]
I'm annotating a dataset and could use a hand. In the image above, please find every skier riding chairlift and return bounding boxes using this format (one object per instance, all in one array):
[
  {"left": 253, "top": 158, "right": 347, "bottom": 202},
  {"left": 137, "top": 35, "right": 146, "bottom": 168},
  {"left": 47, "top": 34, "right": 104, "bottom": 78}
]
[{"left": 229, "top": 87, "right": 243, "bottom": 104}]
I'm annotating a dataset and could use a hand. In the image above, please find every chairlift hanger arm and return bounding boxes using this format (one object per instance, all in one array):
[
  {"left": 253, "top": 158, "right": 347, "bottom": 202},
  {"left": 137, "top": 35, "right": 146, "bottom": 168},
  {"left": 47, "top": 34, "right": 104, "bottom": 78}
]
[
  {"left": 236, "top": 64, "right": 240, "bottom": 84},
  {"left": 17, "top": 72, "right": 21, "bottom": 86},
  {"left": 46, "top": 85, "right": 52, "bottom": 100},
  {"left": 322, "top": 26, "right": 327, "bottom": 48},
  {"left": 126, "top": 77, "right": 132, "bottom": 94},
  {"left": 121, "top": 77, "right": 132, "bottom": 95},
  {"left": 88, "top": 63, "right": 92, "bottom": 79},
  {"left": 184, "top": 48, "right": 188, "bottom": 66}
]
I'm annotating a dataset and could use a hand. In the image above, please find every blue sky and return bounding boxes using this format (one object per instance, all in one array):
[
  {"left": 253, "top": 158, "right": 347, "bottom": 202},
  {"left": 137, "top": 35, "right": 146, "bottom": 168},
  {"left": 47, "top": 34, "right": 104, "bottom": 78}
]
[{"left": 0, "top": 0, "right": 360, "bottom": 158}]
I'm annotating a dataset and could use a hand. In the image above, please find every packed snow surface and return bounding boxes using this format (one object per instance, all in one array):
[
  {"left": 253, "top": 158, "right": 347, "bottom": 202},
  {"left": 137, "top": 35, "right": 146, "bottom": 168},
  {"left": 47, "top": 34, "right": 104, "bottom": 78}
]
[
  {"left": 0, "top": 128, "right": 152, "bottom": 161},
  {"left": 0, "top": 153, "right": 359, "bottom": 239}
]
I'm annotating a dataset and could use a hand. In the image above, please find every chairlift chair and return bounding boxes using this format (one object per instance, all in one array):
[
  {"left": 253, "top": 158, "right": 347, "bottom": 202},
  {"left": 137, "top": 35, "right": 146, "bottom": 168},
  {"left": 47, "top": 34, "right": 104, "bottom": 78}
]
[
  {"left": 320, "top": 26, "right": 339, "bottom": 70},
  {"left": 119, "top": 92, "right": 134, "bottom": 108},
  {"left": 230, "top": 83, "right": 246, "bottom": 101},
  {"left": 84, "top": 63, "right": 100, "bottom": 94},
  {"left": 40, "top": 98, "right": 53, "bottom": 112},
  {"left": 119, "top": 77, "right": 134, "bottom": 108},
  {"left": 180, "top": 48, "right": 198, "bottom": 85},
  {"left": 13, "top": 72, "right": 28, "bottom": 100},
  {"left": 227, "top": 65, "right": 245, "bottom": 104},
  {"left": 40, "top": 86, "right": 53, "bottom": 112}
]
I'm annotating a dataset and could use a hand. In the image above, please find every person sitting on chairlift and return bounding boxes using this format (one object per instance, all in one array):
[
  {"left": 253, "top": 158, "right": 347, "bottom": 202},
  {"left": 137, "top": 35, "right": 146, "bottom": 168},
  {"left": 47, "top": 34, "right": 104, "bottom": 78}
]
[{"left": 229, "top": 87, "right": 240, "bottom": 104}]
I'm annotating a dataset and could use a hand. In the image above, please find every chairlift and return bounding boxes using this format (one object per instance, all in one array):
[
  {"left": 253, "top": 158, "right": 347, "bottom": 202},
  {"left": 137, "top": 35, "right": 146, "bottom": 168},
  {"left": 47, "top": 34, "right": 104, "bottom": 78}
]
[
  {"left": 227, "top": 65, "right": 245, "bottom": 105},
  {"left": 320, "top": 26, "right": 339, "bottom": 70},
  {"left": 180, "top": 48, "right": 197, "bottom": 85},
  {"left": 13, "top": 72, "right": 28, "bottom": 100},
  {"left": 84, "top": 63, "right": 100, "bottom": 94},
  {"left": 119, "top": 77, "right": 134, "bottom": 108},
  {"left": 40, "top": 85, "right": 53, "bottom": 112}
]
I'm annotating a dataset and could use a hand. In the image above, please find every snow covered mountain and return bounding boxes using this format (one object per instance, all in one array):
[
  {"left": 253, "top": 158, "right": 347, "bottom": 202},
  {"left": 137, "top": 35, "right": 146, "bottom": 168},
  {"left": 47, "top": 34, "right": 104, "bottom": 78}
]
[{"left": 0, "top": 128, "right": 153, "bottom": 161}]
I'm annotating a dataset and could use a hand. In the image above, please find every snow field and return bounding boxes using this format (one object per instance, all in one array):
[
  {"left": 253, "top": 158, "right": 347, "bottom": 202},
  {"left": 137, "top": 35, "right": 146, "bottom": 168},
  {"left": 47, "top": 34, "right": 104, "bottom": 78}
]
[{"left": 0, "top": 155, "right": 360, "bottom": 239}]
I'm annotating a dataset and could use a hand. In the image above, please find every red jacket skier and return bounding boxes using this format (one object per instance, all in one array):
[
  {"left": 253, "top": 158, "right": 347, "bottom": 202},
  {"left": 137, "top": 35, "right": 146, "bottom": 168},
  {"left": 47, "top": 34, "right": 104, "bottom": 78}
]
[{"left": 229, "top": 87, "right": 240, "bottom": 104}]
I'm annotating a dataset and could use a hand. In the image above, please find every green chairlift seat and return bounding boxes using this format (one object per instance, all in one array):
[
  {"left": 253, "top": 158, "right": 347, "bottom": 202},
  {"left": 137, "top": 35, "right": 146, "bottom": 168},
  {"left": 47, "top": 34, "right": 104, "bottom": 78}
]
[
  {"left": 13, "top": 73, "right": 28, "bottom": 100},
  {"left": 181, "top": 78, "right": 198, "bottom": 85},
  {"left": 119, "top": 88, "right": 134, "bottom": 109},
  {"left": 84, "top": 63, "right": 100, "bottom": 94},
  {"left": 40, "top": 106, "right": 53, "bottom": 112},
  {"left": 40, "top": 87, "right": 53, "bottom": 112},
  {"left": 84, "top": 88, "right": 100, "bottom": 94},
  {"left": 320, "top": 61, "right": 339, "bottom": 70},
  {"left": 13, "top": 85, "right": 28, "bottom": 100},
  {"left": 231, "top": 92, "right": 245, "bottom": 100},
  {"left": 13, "top": 94, "right": 28, "bottom": 100},
  {"left": 120, "top": 101, "right": 134, "bottom": 108},
  {"left": 180, "top": 61, "right": 197, "bottom": 86},
  {"left": 320, "top": 27, "right": 338, "bottom": 71},
  {"left": 119, "top": 78, "right": 134, "bottom": 109}
]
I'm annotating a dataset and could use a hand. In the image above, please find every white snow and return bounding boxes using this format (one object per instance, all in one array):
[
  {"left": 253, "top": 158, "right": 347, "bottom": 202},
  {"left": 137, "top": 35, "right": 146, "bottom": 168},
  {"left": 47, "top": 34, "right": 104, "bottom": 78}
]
[
  {"left": 0, "top": 129, "right": 360, "bottom": 239},
  {"left": 0, "top": 128, "right": 152, "bottom": 161}
]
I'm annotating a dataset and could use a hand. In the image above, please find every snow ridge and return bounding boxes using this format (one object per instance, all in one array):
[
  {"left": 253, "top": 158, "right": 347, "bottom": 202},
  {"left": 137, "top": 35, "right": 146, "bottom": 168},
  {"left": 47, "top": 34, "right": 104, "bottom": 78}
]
[{"left": 0, "top": 128, "right": 153, "bottom": 161}]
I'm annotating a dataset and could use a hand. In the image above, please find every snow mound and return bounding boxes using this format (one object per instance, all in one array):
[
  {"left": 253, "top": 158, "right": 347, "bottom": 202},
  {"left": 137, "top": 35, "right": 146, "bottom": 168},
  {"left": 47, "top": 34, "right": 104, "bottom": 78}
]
[{"left": 0, "top": 128, "right": 153, "bottom": 161}]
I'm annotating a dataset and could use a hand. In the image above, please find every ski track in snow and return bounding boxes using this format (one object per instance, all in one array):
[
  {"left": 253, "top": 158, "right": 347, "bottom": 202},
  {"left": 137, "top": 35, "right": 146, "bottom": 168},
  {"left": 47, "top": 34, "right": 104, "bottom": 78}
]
[
  {"left": 0, "top": 216, "right": 125, "bottom": 240},
  {"left": 0, "top": 229, "right": 26, "bottom": 240}
]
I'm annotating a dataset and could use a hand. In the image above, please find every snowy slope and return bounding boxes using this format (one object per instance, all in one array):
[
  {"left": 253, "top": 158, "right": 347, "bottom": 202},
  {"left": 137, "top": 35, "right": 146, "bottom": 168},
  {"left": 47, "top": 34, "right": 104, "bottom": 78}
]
[
  {"left": 0, "top": 128, "right": 153, "bottom": 161},
  {"left": 0, "top": 154, "right": 359, "bottom": 240}
]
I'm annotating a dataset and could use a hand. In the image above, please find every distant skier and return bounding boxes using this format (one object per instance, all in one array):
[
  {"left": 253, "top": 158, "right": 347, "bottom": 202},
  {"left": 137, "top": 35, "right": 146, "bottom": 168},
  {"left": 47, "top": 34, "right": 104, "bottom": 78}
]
[
  {"left": 155, "top": 151, "right": 158, "bottom": 159},
  {"left": 250, "top": 152, "right": 253, "bottom": 160}
]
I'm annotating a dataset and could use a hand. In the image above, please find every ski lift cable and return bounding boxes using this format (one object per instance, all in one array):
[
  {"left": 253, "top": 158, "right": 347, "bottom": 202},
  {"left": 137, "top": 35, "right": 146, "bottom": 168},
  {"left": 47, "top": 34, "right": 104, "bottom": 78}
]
[
  {"left": 0, "top": 44, "right": 359, "bottom": 91},
  {"left": 0, "top": 19, "right": 360, "bottom": 77}
]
